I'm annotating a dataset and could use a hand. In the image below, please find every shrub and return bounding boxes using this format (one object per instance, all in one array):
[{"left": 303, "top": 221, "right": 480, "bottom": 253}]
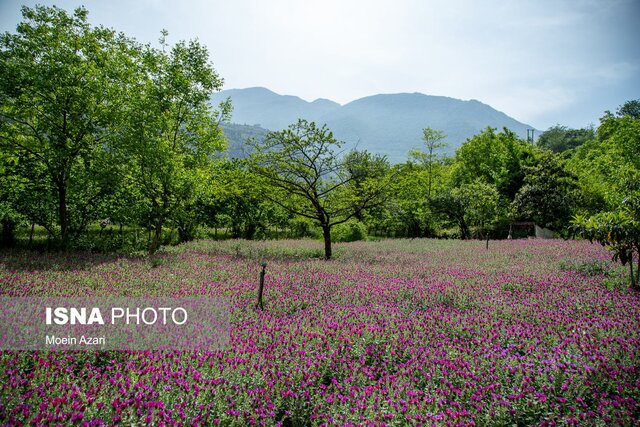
[{"left": 331, "top": 220, "right": 368, "bottom": 242}]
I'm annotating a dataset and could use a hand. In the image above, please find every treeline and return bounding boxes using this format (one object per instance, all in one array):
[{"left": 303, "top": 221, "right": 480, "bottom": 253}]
[
  {"left": 0, "top": 5, "right": 231, "bottom": 253},
  {"left": 1, "top": 6, "right": 638, "bottom": 279}
]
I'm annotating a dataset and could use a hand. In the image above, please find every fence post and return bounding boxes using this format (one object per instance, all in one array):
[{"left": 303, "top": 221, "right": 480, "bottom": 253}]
[{"left": 256, "top": 262, "right": 266, "bottom": 310}]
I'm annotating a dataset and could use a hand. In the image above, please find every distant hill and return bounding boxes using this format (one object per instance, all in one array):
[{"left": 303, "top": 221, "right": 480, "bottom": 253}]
[
  {"left": 212, "top": 87, "right": 536, "bottom": 163},
  {"left": 218, "top": 123, "right": 268, "bottom": 158}
]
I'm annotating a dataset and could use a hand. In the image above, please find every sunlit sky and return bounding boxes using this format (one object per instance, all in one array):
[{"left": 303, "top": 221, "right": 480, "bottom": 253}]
[{"left": 1, "top": 0, "right": 639, "bottom": 129}]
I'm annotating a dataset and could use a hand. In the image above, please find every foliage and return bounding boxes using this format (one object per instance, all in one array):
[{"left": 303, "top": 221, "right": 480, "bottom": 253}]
[
  {"left": 408, "top": 127, "right": 447, "bottom": 197},
  {"left": 0, "top": 5, "right": 134, "bottom": 247},
  {"left": 573, "top": 196, "right": 640, "bottom": 289},
  {"left": 615, "top": 99, "right": 640, "bottom": 119},
  {"left": 114, "top": 31, "right": 228, "bottom": 253},
  {"left": 209, "top": 159, "right": 283, "bottom": 240},
  {"left": 571, "top": 101, "right": 640, "bottom": 289},
  {"left": 429, "top": 181, "right": 503, "bottom": 241},
  {"left": 249, "top": 119, "right": 386, "bottom": 259},
  {"left": 537, "top": 125, "right": 595, "bottom": 153},
  {"left": 372, "top": 162, "right": 431, "bottom": 238},
  {"left": 331, "top": 219, "right": 368, "bottom": 242},
  {"left": 512, "top": 151, "right": 580, "bottom": 232},
  {"left": 452, "top": 127, "right": 537, "bottom": 200}
]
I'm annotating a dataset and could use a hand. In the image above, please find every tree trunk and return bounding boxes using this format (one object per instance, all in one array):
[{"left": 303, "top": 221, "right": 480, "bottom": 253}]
[
  {"left": 459, "top": 218, "right": 470, "bottom": 240},
  {"left": 0, "top": 218, "right": 16, "bottom": 248},
  {"left": 428, "top": 162, "right": 432, "bottom": 199},
  {"left": 58, "top": 180, "right": 69, "bottom": 248},
  {"left": 630, "top": 252, "right": 638, "bottom": 290},
  {"left": 149, "top": 219, "right": 163, "bottom": 255},
  {"left": 636, "top": 251, "right": 640, "bottom": 290},
  {"left": 322, "top": 224, "right": 332, "bottom": 260},
  {"left": 28, "top": 223, "right": 35, "bottom": 247},
  {"left": 485, "top": 231, "right": 490, "bottom": 249}
]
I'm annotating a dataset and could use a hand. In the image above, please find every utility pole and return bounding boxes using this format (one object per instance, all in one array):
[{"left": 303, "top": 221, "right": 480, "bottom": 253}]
[{"left": 527, "top": 129, "right": 535, "bottom": 144}]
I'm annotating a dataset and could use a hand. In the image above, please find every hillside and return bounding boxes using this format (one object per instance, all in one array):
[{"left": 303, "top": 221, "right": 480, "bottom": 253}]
[{"left": 213, "top": 87, "right": 536, "bottom": 163}]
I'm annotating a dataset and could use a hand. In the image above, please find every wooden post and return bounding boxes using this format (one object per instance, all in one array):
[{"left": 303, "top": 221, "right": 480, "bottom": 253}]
[
  {"left": 256, "top": 262, "right": 266, "bottom": 310},
  {"left": 28, "top": 223, "right": 35, "bottom": 247}
]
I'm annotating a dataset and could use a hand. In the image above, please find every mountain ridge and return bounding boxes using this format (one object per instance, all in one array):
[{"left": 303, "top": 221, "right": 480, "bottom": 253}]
[{"left": 212, "top": 87, "right": 536, "bottom": 163}]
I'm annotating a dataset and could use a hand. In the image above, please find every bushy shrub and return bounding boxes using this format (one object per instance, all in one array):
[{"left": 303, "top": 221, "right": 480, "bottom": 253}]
[
  {"left": 289, "top": 218, "right": 322, "bottom": 239},
  {"left": 437, "top": 227, "right": 460, "bottom": 240},
  {"left": 331, "top": 220, "right": 368, "bottom": 242}
]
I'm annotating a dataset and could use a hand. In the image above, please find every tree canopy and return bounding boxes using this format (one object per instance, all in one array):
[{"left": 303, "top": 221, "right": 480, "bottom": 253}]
[{"left": 249, "top": 119, "right": 387, "bottom": 259}]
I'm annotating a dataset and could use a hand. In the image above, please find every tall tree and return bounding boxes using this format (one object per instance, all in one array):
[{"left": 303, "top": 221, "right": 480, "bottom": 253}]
[
  {"left": 616, "top": 99, "right": 640, "bottom": 120},
  {"left": 537, "top": 125, "right": 595, "bottom": 153},
  {"left": 572, "top": 99, "right": 640, "bottom": 289},
  {"left": 429, "top": 181, "right": 501, "bottom": 241},
  {"left": 573, "top": 194, "right": 640, "bottom": 290},
  {"left": 512, "top": 151, "right": 579, "bottom": 233},
  {"left": 343, "top": 149, "right": 390, "bottom": 222},
  {"left": 453, "top": 127, "right": 537, "bottom": 200},
  {"left": 249, "top": 119, "right": 385, "bottom": 259},
  {"left": 119, "top": 32, "right": 228, "bottom": 254},
  {"left": 409, "top": 127, "right": 447, "bottom": 197},
  {"left": 0, "top": 5, "right": 133, "bottom": 247}
]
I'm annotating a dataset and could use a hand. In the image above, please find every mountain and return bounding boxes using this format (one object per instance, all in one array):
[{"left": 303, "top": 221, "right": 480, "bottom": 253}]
[{"left": 212, "top": 87, "right": 536, "bottom": 163}]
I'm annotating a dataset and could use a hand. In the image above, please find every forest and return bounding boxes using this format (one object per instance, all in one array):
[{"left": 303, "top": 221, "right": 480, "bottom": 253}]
[{"left": 1, "top": 6, "right": 639, "bottom": 284}]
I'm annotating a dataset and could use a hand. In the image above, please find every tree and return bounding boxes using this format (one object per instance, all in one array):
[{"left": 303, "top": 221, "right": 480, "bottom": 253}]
[
  {"left": 571, "top": 99, "right": 640, "bottom": 289},
  {"left": 512, "top": 151, "right": 579, "bottom": 233},
  {"left": 0, "top": 5, "right": 134, "bottom": 247},
  {"left": 119, "top": 32, "right": 228, "bottom": 254},
  {"left": 249, "top": 119, "right": 385, "bottom": 259},
  {"left": 537, "top": 125, "right": 595, "bottom": 153},
  {"left": 343, "top": 149, "right": 390, "bottom": 222},
  {"left": 211, "top": 159, "right": 273, "bottom": 239},
  {"left": 573, "top": 200, "right": 640, "bottom": 290},
  {"left": 465, "top": 182, "right": 502, "bottom": 248},
  {"left": 384, "top": 162, "right": 431, "bottom": 237},
  {"left": 409, "top": 127, "right": 447, "bottom": 197},
  {"left": 453, "top": 127, "right": 537, "bottom": 200},
  {"left": 616, "top": 99, "right": 640, "bottom": 119},
  {"left": 429, "top": 181, "right": 501, "bottom": 242}
]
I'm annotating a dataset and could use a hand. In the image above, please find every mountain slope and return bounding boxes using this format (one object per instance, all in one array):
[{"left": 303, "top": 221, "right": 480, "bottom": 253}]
[{"left": 212, "top": 87, "right": 535, "bottom": 163}]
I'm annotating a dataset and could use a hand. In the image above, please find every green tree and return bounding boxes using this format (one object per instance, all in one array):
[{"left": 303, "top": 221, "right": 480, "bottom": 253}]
[
  {"left": 211, "top": 159, "right": 273, "bottom": 240},
  {"left": 0, "top": 5, "right": 133, "bottom": 247},
  {"left": 571, "top": 100, "right": 640, "bottom": 289},
  {"left": 537, "top": 125, "right": 595, "bottom": 153},
  {"left": 429, "top": 181, "right": 501, "bottom": 241},
  {"left": 466, "top": 182, "right": 502, "bottom": 248},
  {"left": 453, "top": 127, "right": 537, "bottom": 200},
  {"left": 390, "top": 162, "right": 429, "bottom": 237},
  {"left": 573, "top": 197, "right": 640, "bottom": 290},
  {"left": 512, "top": 151, "right": 579, "bottom": 233},
  {"left": 343, "top": 150, "right": 390, "bottom": 222},
  {"left": 119, "top": 32, "right": 228, "bottom": 254},
  {"left": 249, "top": 119, "right": 384, "bottom": 259},
  {"left": 569, "top": 99, "right": 640, "bottom": 214},
  {"left": 409, "top": 127, "right": 447, "bottom": 197},
  {"left": 616, "top": 99, "right": 640, "bottom": 119}
]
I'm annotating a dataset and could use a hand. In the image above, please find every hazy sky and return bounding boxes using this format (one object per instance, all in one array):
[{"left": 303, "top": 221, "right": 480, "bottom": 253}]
[{"left": 1, "top": 0, "right": 639, "bottom": 129}]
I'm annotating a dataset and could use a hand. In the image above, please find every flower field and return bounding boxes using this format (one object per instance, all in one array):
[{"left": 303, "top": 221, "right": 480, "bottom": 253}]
[{"left": 1, "top": 239, "right": 639, "bottom": 426}]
